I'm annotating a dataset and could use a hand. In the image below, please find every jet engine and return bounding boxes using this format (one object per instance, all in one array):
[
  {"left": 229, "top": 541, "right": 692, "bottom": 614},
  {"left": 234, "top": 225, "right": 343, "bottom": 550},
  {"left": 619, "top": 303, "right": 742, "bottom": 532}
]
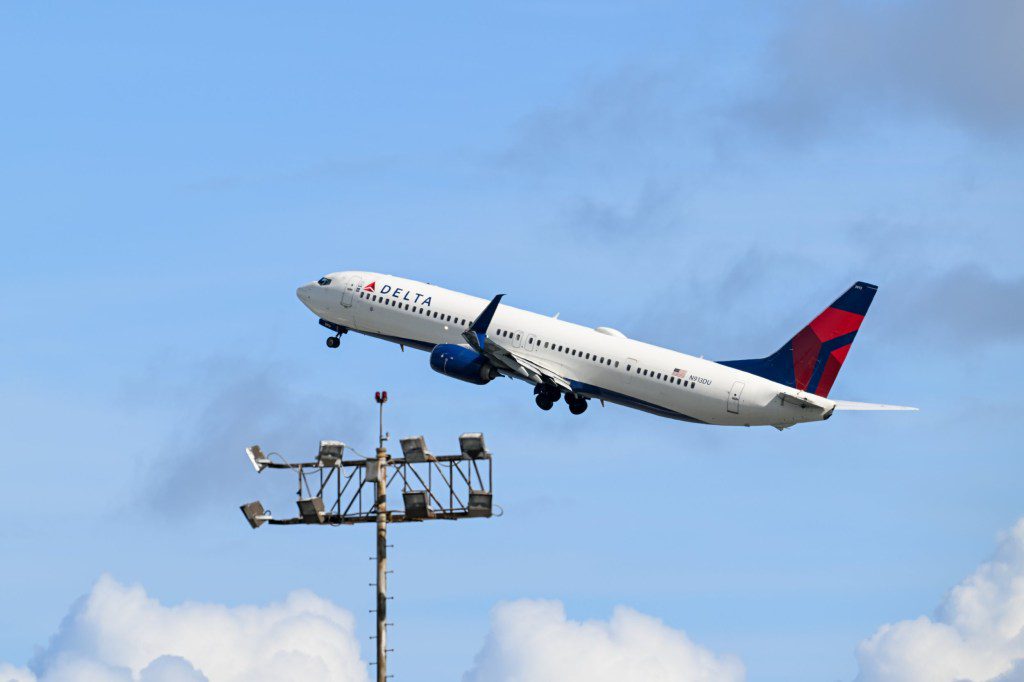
[{"left": 429, "top": 344, "right": 499, "bottom": 385}]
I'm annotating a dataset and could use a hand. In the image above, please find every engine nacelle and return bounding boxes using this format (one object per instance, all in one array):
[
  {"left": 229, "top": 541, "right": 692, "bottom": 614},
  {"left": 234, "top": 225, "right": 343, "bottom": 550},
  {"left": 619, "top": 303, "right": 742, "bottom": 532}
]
[{"left": 429, "top": 344, "right": 498, "bottom": 385}]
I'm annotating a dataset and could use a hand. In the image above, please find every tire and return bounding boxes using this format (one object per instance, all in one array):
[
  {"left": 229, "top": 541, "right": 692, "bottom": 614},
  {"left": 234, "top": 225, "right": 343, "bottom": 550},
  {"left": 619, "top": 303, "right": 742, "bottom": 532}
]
[
  {"left": 326, "top": 336, "right": 340, "bottom": 348},
  {"left": 568, "top": 399, "right": 588, "bottom": 415},
  {"left": 535, "top": 395, "right": 554, "bottom": 411}
]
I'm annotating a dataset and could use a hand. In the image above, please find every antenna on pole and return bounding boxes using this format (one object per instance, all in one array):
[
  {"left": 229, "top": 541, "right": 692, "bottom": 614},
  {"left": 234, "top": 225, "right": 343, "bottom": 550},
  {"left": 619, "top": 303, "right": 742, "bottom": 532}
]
[{"left": 375, "top": 390, "right": 388, "bottom": 449}]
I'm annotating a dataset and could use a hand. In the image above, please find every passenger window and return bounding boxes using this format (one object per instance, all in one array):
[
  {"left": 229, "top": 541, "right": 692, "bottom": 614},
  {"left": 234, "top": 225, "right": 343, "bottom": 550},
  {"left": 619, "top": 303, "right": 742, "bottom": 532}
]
[
  {"left": 614, "top": 361, "right": 619, "bottom": 368},
  {"left": 626, "top": 364, "right": 631, "bottom": 371}
]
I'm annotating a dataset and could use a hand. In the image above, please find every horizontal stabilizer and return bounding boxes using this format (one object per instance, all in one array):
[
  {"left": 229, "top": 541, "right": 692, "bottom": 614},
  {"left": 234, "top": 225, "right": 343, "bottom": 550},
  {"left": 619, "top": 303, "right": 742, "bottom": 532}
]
[{"left": 833, "top": 400, "right": 918, "bottom": 411}]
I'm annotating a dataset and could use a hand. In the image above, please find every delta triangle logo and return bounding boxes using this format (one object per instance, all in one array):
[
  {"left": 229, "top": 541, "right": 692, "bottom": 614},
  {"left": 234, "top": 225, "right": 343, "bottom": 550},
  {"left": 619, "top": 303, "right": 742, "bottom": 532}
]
[{"left": 363, "top": 281, "right": 376, "bottom": 293}]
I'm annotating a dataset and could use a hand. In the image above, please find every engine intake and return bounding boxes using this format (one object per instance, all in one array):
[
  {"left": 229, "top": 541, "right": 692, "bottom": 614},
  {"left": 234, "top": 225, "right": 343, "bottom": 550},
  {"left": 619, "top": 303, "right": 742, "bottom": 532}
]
[{"left": 429, "top": 344, "right": 499, "bottom": 385}]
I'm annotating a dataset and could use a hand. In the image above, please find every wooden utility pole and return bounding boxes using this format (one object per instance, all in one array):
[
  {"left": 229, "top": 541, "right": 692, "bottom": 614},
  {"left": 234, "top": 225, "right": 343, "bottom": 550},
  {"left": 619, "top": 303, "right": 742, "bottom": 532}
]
[
  {"left": 375, "top": 442, "right": 388, "bottom": 682},
  {"left": 374, "top": 392, "right": 389, "bottom": 682}
]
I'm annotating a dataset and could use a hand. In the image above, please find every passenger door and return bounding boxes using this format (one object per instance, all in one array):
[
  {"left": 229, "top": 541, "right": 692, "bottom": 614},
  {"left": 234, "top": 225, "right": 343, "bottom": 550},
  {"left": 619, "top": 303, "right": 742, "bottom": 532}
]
[{"left": 341, "top": 277, "right": 361, "bottom": 307}]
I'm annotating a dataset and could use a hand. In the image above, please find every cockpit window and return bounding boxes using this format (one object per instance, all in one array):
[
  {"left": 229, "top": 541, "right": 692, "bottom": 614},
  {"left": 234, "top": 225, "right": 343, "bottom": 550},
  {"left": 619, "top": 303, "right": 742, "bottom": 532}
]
[{"left": 317, "top": 277, "right": 332, "bottom": 286}]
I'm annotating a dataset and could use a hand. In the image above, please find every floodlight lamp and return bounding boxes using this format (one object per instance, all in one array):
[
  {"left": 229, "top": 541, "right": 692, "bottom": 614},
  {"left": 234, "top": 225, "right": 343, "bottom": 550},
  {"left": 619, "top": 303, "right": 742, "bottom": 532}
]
[
  {"left": 400, "top": 435, "right": 433, "bottom": 463},
  {"left": 459, "top": 433, "right": 488, "bottom": 459},
  {"left": 240, "top": 500, "right": 270, "bottom": 528},
  {"left": 402, "top": 490, "right": 433, "bottom": 519},
  {"left": 467, "top": 490, "right": 493, "bottom": 518},
  {"left": 246, "top": 445, "right": 270, "bottom": 473},
  {"left": 317, "top": 440, "right": 345, "bottom": 467},
  {"left": 297, "top": 497, "right": 326, "bottom": 524}
]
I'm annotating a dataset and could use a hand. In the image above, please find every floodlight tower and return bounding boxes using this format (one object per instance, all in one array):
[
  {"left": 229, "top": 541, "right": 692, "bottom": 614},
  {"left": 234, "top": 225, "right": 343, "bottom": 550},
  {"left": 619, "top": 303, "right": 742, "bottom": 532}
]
[{"left": 239, "top": 391, "right": 496, "bottom": 682}]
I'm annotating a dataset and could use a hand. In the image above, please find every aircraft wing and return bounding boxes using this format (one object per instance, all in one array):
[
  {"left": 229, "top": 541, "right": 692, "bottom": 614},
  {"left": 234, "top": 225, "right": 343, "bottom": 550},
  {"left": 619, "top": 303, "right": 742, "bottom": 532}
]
[
  {"left": 462, "top": 294, "right": 573, "bottom": 392},
  {"left": 483, "top": 340, "right": 573, "bottom": 391},
  {"left": 833, "top": 400, "right": 918, "bottom": 411}
]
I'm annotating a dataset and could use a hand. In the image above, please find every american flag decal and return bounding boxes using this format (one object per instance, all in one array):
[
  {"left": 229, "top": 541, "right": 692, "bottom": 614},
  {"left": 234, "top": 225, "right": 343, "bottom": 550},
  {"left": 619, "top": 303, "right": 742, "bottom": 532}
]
[{"left": 672, "top": 368, "right": 687, "bottom": 379}]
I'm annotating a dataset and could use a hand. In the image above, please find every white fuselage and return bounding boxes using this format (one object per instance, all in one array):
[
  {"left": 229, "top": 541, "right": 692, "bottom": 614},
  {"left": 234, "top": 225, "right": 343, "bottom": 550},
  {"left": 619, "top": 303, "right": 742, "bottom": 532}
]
[{"left": 298, "top": 271, "right": 836, "bottom": 428}]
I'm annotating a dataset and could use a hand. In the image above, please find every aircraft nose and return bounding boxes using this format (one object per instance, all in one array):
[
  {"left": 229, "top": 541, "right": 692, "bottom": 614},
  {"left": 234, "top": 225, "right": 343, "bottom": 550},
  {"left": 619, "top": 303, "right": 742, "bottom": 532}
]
[{"left": 296, "top": 282, "right": 315, "bottom": 306}]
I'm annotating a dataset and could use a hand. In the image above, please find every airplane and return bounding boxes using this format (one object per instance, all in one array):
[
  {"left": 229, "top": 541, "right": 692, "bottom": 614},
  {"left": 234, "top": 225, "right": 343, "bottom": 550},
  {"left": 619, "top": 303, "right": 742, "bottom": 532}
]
[{"left": 296, "top": 272, "right": 916, "bottom": 429}]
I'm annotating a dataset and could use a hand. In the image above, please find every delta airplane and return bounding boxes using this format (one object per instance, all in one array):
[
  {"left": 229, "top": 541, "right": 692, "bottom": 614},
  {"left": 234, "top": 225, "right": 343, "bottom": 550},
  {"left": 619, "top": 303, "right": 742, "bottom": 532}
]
[{"left": 296, "top": 272, "right": 915, "bottom": 429}]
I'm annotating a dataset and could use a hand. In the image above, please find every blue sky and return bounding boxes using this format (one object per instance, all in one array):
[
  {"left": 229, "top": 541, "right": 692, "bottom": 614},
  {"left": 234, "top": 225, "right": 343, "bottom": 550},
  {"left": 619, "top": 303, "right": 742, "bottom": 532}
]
[{"left": 2, "top": 2, "right": 1023, "bottom": 681}]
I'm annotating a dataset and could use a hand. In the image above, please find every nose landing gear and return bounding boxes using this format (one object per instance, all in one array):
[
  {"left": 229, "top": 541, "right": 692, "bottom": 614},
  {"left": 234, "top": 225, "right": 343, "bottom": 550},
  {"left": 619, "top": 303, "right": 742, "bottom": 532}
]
[{"left": 318, "top": 319, "right": 348, "bottom": 349}]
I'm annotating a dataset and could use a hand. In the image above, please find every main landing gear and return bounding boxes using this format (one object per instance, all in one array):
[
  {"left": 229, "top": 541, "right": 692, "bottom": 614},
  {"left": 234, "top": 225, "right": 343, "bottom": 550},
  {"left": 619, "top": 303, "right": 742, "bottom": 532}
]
[
  {"left": 326, "top": 334, "right": 341, "bottom": 348},
  {"left": 566, "top": 393, "right": 588, "bottom": 415},
  {"left": 534, "top": 385, "right": 558, "bottom": 411},
  {"left": 533, "top": 386, "right": 588, "bottom": 415}
]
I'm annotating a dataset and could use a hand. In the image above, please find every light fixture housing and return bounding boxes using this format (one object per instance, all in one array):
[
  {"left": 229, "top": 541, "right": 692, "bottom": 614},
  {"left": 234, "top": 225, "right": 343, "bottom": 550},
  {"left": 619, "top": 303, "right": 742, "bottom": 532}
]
[
  {"left": 459, "top": 433, "right": 488, "bottom": 459},
  {"left": 317, "top": 440, "right": 345, "bottom": 467},
  {"left": 297, "top": 497, "right": 326, "bottom": 524},
  {"left": 467, "top": 490, "right": 492, "bottom": 517},
  {"left": 246, "top": 445, "right": 269, "bottom": 473},
  {"left": 364, "top": 459, "right": 379, "bottom": 483},
  {"left": 402, "top": 490, "right": 433, "bottom": 519},
  {"left": 400, "top": 435, "right": 433, "bottom": 463},
  {"left": 240, "top": 500, "right": 269, "bottom": 528}
]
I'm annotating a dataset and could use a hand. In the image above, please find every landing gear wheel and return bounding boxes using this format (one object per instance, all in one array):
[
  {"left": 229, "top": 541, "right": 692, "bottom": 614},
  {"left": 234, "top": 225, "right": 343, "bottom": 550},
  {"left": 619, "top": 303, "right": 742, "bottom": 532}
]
[
  {"left": 535, "top": 395, "right": 554, "bottom": 411},
  {"left": 568, "top": 398, "right": 588, "bottom": 415},
  {"left": 326, "top": 336, "right": 341, "bottom": 348}
]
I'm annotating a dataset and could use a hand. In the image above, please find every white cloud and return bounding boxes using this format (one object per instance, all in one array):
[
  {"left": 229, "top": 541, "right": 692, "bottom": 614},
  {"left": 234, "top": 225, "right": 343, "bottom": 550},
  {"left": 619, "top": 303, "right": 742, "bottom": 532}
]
[
  {"left": 856, "top": 519, "right": 1024, "bottom": 682},
  {"left": 1, "top": 663, "right": 37, "bottom": 682},
  {"left": 463, "top": 599, "right": 744, "bottom": 682},
  {"left": 4, "top": 575, "right": 368, "bottom": 682}
]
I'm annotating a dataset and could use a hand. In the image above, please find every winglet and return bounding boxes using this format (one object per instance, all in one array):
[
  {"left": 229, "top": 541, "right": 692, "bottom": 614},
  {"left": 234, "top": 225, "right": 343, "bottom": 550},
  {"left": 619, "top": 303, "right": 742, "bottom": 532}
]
[{"left": 466, "top": 294, "right": 505, "bottom": 352}]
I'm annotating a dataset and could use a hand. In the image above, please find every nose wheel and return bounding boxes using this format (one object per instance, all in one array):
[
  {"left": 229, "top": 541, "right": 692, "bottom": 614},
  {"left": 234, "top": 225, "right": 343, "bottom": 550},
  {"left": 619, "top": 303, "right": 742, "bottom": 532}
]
[{"left": 326, "top": 335, "right": 341, "bottom": 348}]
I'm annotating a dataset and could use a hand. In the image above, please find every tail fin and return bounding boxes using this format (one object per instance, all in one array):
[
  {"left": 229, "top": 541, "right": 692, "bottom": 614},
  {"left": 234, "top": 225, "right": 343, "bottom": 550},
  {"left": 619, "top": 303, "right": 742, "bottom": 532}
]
[{"left": 719, "top": 282, "right": 877, "bottom": 397}]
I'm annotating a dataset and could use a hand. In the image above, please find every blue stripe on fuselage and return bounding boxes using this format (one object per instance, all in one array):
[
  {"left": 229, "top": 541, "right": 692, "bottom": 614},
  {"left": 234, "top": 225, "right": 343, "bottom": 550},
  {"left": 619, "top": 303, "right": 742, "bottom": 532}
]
[{"left": 568, "top": 380, "right": 705, "bottom": 423}]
